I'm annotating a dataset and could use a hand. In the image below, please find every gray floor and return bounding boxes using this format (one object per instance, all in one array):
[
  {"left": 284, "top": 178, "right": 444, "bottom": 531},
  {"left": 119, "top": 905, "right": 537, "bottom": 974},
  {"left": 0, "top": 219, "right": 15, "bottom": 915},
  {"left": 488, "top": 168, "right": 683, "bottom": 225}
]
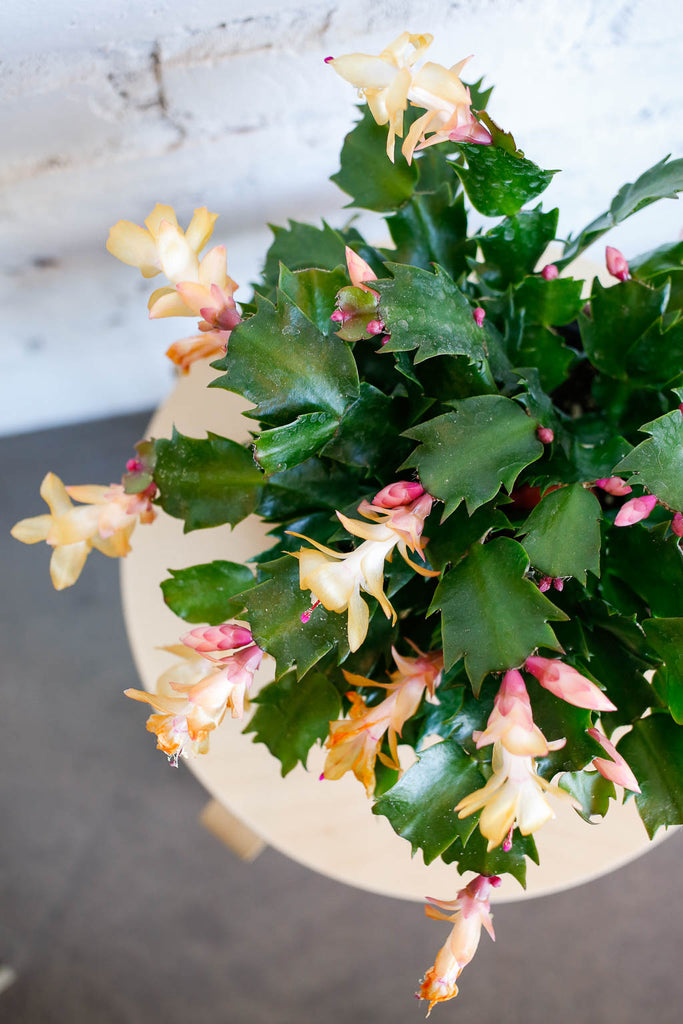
[{"left": 1, "top": 412, "right": 682, "bottom": 1023}]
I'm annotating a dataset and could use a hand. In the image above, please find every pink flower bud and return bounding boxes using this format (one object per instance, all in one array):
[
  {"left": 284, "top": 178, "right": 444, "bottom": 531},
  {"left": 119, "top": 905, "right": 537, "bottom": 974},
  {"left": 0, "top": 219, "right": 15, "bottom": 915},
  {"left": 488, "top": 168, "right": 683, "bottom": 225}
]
[
  {"left": 537, "top": 427, "right": 554, "bottom": 443},
  {"left": 614, "top": 493, "right": 658, "bottom": 526},
  {"left": 373, "top": 481, "right": 426, "bottom": 508},
  {"left": 672, "top": 512, "right": 683, "bottom": 537},
  {"left": 366, "top": 319, "right": 385, "bottom": 335},
  {"left": 182, "top": 623, "right": 253, "bottom": 654},
  {"left": 588, "top": 727, "right": 641, "bottom": 793},
  {"left": 552, "top": 577, "right": 564, "bottom": 592},
  {"left": 538, "top": 576, "right": 552, "bottom": 592},
  {"left": 594, "top": 477, "right": 632, "bottom": 496},
  {"left": 330, "top": 309, "right": 347, "bottom": 323},
  {"left": 345, "top": 246, "right": 378, "bottom": 293},
  {"left": 605, "top": 246, "right": 630, "bottom": 281},
  {"left": 541, "top": 264, "right": 559, "bottom": 281},
  {"left": 525, "top": 655, "right": 617, "bottom": 711},
  {"left": 473, "top": 307, "right": 486, "bottom": 327},
  {"left": 126, "top": 457, "right": 144, "bottom": 473}
]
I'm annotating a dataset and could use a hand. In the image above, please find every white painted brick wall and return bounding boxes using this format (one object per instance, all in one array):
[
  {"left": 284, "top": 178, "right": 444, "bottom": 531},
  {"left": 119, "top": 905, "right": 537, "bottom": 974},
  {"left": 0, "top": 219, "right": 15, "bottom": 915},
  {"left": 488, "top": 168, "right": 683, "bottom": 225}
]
[{"left": 2, "top": 0, "right": 683, "bottom": 434}]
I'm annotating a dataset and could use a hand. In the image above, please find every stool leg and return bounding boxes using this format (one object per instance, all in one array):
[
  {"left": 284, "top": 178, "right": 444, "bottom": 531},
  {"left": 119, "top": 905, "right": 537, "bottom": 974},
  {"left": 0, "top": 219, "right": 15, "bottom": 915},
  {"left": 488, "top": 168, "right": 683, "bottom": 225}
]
[{"left": 199, "top": 799, "right": 266, "bottom": 863}]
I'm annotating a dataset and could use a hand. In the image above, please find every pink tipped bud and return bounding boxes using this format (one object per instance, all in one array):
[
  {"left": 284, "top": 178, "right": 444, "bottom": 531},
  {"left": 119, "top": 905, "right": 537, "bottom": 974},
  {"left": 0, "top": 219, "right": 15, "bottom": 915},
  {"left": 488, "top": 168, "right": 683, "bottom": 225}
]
[
  {"left": 473, "top": 306, "right": 486, "bottom": 327},
  {"left": 330, "top": 309, "right": 347, "bottom": 323},
  {"left": 541, "top": 264, "right": 559, "bottom": 281},
  {"left": 345, "top": 246, "right": 378, "bottom": 292},
  {"left": 381, "top": 333, "right": 391, "bottom": 345},
  {"left": 449, "top": 118, "right": 492, "bottom": 146},
  {"left": 672, "top": 512, "right": 683, "bottom": 537},
  {"left": 373, "top": 480, "right": 425, "bottom": 508},
  {"left": 126, "top": 457, "right": 144, "bottom": 473},
  {"left": 324, "top": 56, "right": 334, "bottom": 64},
  {"left": 538, "top": 576, "right": 552, "bottom": 592},
  {"left": 502, "top": 833, "right": 513, "bottom": 853},
  {"left": 366, "top": 319, "right": 385, "bottom": 335},
  {"left": 182, "top": 623, "right": 253, "bottom": 654},
  {"left": 679, "top": 403, "right": 683, "bottom": 415},
  {"left": 594, "top": 476, "right": 632, "bottom": 496},
  {"left": 537, "top": 426, "right": 554, "bottom": 443},
  {"left": 552, "top": 577, "right": 564, "bottom": 591},
  {"left": 614, "top": 493, "right": 658, "bottom": 526},
  {"left": 525, "top": 655, "right": 617, "bottom": 711},
  {"left": 605, "top": 246, "right": 630, "bottom": 281},
  {"left": 588, "top": 727, "right": 641, "bottom": 793}
]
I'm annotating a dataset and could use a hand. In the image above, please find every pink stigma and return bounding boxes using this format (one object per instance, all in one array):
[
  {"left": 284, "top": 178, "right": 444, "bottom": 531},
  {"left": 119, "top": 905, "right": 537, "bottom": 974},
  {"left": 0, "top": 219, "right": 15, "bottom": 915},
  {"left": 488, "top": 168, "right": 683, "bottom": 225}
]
[
  {"left": 301, "top": 610, "right": 312, "bottom": 623},
  {"left": 502, "top": 826, "right": 514, "bottom": 852},
  {"left": 319, "top": 772, "right": 326, "bottom": 780},
  {"left": 541, "top": 264, "right": 559, "bottom": 280},
  {"left": 473, "top": 306, "right": 486, "bottom": 327},
  {"left": 324, "top": 56, "right": 334, "bottom": 63}
]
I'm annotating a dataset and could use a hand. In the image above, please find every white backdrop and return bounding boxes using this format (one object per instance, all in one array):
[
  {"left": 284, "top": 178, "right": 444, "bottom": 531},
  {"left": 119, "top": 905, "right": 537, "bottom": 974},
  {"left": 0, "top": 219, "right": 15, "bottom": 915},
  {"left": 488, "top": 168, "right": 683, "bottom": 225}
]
[{"left": 2, "top": 0, "right": 683, "bottom": 434}]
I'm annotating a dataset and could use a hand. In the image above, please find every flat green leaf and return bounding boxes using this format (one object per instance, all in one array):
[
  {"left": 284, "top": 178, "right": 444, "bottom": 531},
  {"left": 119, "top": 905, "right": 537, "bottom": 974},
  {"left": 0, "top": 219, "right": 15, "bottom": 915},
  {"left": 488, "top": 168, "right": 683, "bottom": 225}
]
[
  {"left": 478, "top": 207, "right": 559, "bottom": 287},
  {"left": 603, "top": 523, "right": 683, "bottom": 617},
  {"left": 643, "top": 619, "right": 683, "bottom": 723},
  {"left": 519, "top": 484, "right": 602, "bottom": 584},
  {"left": 278, "top": 265, "right": 349, "bottom": 335},
  {"left": 529, "top": 679, "right": 603, "bottom": 776},
  {"left": 212, "top": 292, "right": 359, "bottom": 425},
  {"left": 322, "top": 383, "right": 411, "bottom": 473},
  {"left": 441, "top": 827, "right": 538, "bottom": 887},
  {"left": 372, "top": 739, "right": 481, "bottom": 864},
  {"left": 631, "top": 240, "right": 683, "bottom": 280},
  {"left": 430, "top": 537, "right": 567, "bottom": 689},
  {"left": 561, "top": 155, "right": 683, "bottom": 265},
  {"left": 161, "top": 561, "right": 256, "bottom": 625},
  {"left": 625, "top": 317, "right": 683, "bottom": 387},
  {"left": 577, "top": 620, "right": 658, "bottom": 728},
  {"left": 619, "top": 714, "right": 683, "bottom": 837},
  {"left": 514, "top": 277, "right": 585, "bottom": 326},
  {"left": 257, "top": 457, "right": 365, "bottom": 521},
  {"left": 513, "top": 330, "right": 577, "bottom": 394},
  {"left": 154, "top": 430, "right": 263, "bottom": 532},
  {"left": 374, "top": 263, "right": 488, "bottom": 364},
  {"left": 427, "top": 503, "right": 510, "bottom": 571},
  {"left": 253, "top": 413, "right": 339, "bottom": 475},
  {"left": 615, "top": 407, "right": 683, "bottom": 509},
  {"left": 579, "top": 279, "right": 669, "bottom": 379},
  {"left": 331, "top": 105, "right": 418, "bottom": 212},
  {"left": 559, "top": 771, "right": 616, "bottom": 821},
  {"left": 404, "top": 396, "right": 543, "bottom": 516},
  {"left": 244, "top": 669, "right": 341, "bottom": 776},
  {"left": 260, "top": 220, "right": 347, "bottom": 294},
  {"left": 241, "top": 555, "right": 349, "bottom": 678},
  {"left": 452, "top": 143, "right": 556, "bottom": 217},
  {"left": 386, "top": 185, "right": 475, "bottom": 280},
  {"left": 653, "top": 667, "right": 683, "bottom": 726}
]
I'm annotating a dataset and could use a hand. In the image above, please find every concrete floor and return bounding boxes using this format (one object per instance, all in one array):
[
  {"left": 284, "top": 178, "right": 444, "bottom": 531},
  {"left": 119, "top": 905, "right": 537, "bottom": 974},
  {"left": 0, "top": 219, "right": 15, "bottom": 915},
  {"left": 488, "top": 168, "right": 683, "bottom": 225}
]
[{"left": 2, "top": 412, "right": 682, "bottom": 1023}]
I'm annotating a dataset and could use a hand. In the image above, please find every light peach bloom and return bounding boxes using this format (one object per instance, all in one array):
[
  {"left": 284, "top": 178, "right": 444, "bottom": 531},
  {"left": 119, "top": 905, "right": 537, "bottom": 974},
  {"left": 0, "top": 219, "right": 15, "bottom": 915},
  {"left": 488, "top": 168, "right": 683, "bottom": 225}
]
[
  {"left": 473, "top": 669, "right": 551, "bottom": 757},
  {"left": 323, "top": 643, "right": 443, "bottom": 795},
  {"left": 418, "top": 874, "right": 499, "bottom": 1014},
  {"left": 165, "top": 332, "right": 229, "bottom": 374},
  {"left": 401, "top": 57, "right": 491, "bottom": 163},
  {"left": 291, "top": 489, "right": 438, "bottom": 652},
  {"left": 106, "top": 204, "right": 217, "bottom": 279},
  {"left": 328, "top": 32, "right": 433, "bottom": 160},
  {"left": 525, "top": 656, "right": 617, "bottom": 712},
  {"left": 588, "top": 727, "right": 641, "bottom": 793},
  {"left": 11, "top": 473, "right": 151, "bottom": 590}
]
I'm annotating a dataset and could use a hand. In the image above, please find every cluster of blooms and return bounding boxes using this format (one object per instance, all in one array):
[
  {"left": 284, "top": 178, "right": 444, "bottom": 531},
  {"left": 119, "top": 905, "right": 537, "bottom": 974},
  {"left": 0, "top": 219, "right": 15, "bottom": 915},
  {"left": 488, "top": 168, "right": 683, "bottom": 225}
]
[
  {"left": 323, "top": 642, "right": 444, "bottom": 795},
  {"left": 291, "top": 480, "right": 439, "bottom": 652},
  {"left": 11, "top": 470, "right": 156, "bottom": 590},
  {"left": 326, "top": 32, "right": 492, "bottom": 163},
  {"left": 418, "top": 874, "right": 499, "bottom": 1014},
  {"left": 106, "top": 204, "right": 242, "bottom": 372},
  {"left": 125, "top": 623, "right": 264, "bottom": 765},
  {"left": 455, "top": 657, "right": 639, "bottom": 851}
]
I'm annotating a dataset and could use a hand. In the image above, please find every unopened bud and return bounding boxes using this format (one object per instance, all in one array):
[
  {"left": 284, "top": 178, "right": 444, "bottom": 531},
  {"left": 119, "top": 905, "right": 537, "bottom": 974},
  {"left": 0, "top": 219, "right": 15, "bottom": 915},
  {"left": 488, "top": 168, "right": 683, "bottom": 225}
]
[
  {"left": 672, "top": 512, "right": 683, "bottom": 537},
  {"left": 541, "top": 264, "right": 559, "bottom": 281},
  {"left": 537, "top": 426, "right": 554, "bottom": 443},
  {"left": 473, "top": 307, "right": 486, "bottom": 327},
  {"left": 614, "top": 494, "right": 658, "bottom": 527},
  {"left": 595, "top": 476, "right": 632, "bottom": 496},
  {"left": 373, "top": 480, "right": 425, "bottom": 508},
  {"left": 605, "top": 246, "right": 630, "bottom": 282},
  {"left": 552, "top": 577, "right": 564, "bottom": 592},
  {"left": 538, "top": 576, "right": 553, "bottom": 592},
  {"left": 366, "top": 319, "right": 385, "bottom": 335}
]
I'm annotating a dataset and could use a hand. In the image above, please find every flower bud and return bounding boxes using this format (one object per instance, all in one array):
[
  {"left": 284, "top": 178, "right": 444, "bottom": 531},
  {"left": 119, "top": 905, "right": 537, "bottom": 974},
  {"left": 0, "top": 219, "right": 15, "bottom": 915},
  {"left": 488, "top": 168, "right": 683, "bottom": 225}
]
[
  {"left": 525, "top": 655, "right": 616, "bottom": 711},
  {"left": 541, "top": 264, "right": 559, "bottom": 280},
  {"left": 614, "top": 494, "right": 657, "bottom": 526},
  {"left": 605, "top": 246, "right": 630, "bottom": 281},
  {"left": 537, "top": 426, "right": 554, "bottom": 443},
  {"left": 473, "top": 307, "right": 485, "bottom": 327},
  {"left": 672, "top": 512, "right": 683, "bottom": 537},
  {"left": 182, "top": 623, "right": 253, "bottom": 654},
  {"left": 373, "top": 481, "right": 425, "bottom": 508},
  {"left": 595, "top": 476, "right": 632, "bottom": 496}
]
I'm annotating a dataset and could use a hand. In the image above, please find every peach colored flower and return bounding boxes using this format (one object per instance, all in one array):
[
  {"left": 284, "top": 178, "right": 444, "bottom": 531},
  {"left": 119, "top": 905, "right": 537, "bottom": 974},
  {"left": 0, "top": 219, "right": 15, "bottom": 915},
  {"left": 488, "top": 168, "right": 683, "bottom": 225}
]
[
  {"left": 290, "top": 489, "right": 438, "bottom": 652},
  {"left": 11, "top": 473, "right": 151, "bottom": 590},
  {"left": 418, "top": 874, "right": 499, "bottom": 1014},
  {"left": 401, "top": 57, "right": 491, "bottom": 163},
  {"left": 106, "top": 204, "right": 217, "bottom": 280},
  {"left": 323, "top": 643, "right": 443, "bottom": 795}
]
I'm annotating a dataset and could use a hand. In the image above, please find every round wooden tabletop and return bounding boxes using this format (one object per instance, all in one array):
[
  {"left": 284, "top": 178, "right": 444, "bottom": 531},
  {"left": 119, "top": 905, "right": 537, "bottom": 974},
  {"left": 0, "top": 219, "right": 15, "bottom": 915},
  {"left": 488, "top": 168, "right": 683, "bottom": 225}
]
[{"left": 120, "top": 358, "right": 673, "bottom": 905}]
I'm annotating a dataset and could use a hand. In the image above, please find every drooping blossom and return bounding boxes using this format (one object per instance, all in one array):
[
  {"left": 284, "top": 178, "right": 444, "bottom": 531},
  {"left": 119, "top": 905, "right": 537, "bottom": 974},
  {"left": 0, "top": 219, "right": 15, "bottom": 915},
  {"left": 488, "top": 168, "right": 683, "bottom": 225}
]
[
  {"left": 605, "top": 246, "right": 630, "bottom": 281},
  {"left": 11, "top": 473, "right": 155, "bottom": 590},
  {"left": 456, "top": 670, "right": 575, "bottom": 850},
  {"left": 525, "top": 655, "right": 616, "bottom": 711},
  {"left": 125, "top": 625, "right": 264, "bottom": 763},
  {"left": 107, "top": 204, "right": 218, "bottom": 279},
  {"left": 594, "top": 476, "right": 632, "bottom": 496},
  {"left": 587, "top": 727, "right": 641, "bottom": 793},
  {"left": 327, "top": 32, "right": 433, "bottom": 160},
  {"left": 614, "top": 493, "right": 658, "bottom": 526},
  {"left": 290, "top": 487, "right": 438, "bottom": 651},
  {"left": 417, "top": 875, "right": 500, "bottom": 1014},
  {"left": 322, "top": 643, "right": 443, "bottom": 795},
  {"left": 401, "top": 57, "right": 492, "bottom": 163}
]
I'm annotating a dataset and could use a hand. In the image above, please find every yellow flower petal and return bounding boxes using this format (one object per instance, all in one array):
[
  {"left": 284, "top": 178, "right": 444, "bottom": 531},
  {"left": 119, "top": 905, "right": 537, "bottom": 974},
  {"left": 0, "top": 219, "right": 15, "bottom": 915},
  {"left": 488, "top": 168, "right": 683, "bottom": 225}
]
[
  {"left": 148, "top": 290, "right": 194, "bottom": 319},
  {"left": 49, "top": 540, "right": 90, "bottom": 590},
  {"left": 144, "top": 203, "right": 179, "bottom": 238},
  {"left": 184, "top": 207, "right": 218, "bottom": 253},
  {"left": 106, "top": 221, "right": 160, "bottom": 277},
  {"left": 347, "top": 587, "right": 370, "bottom": 652},
  {"left": 157, "top": 220, "right": 199, "bottom": 284},
  {"left": 10, "top": 514, "right": 52, "bottom": 544},
  {"left": 40, "top": 472, "right": 73, "bottom": 518}
]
